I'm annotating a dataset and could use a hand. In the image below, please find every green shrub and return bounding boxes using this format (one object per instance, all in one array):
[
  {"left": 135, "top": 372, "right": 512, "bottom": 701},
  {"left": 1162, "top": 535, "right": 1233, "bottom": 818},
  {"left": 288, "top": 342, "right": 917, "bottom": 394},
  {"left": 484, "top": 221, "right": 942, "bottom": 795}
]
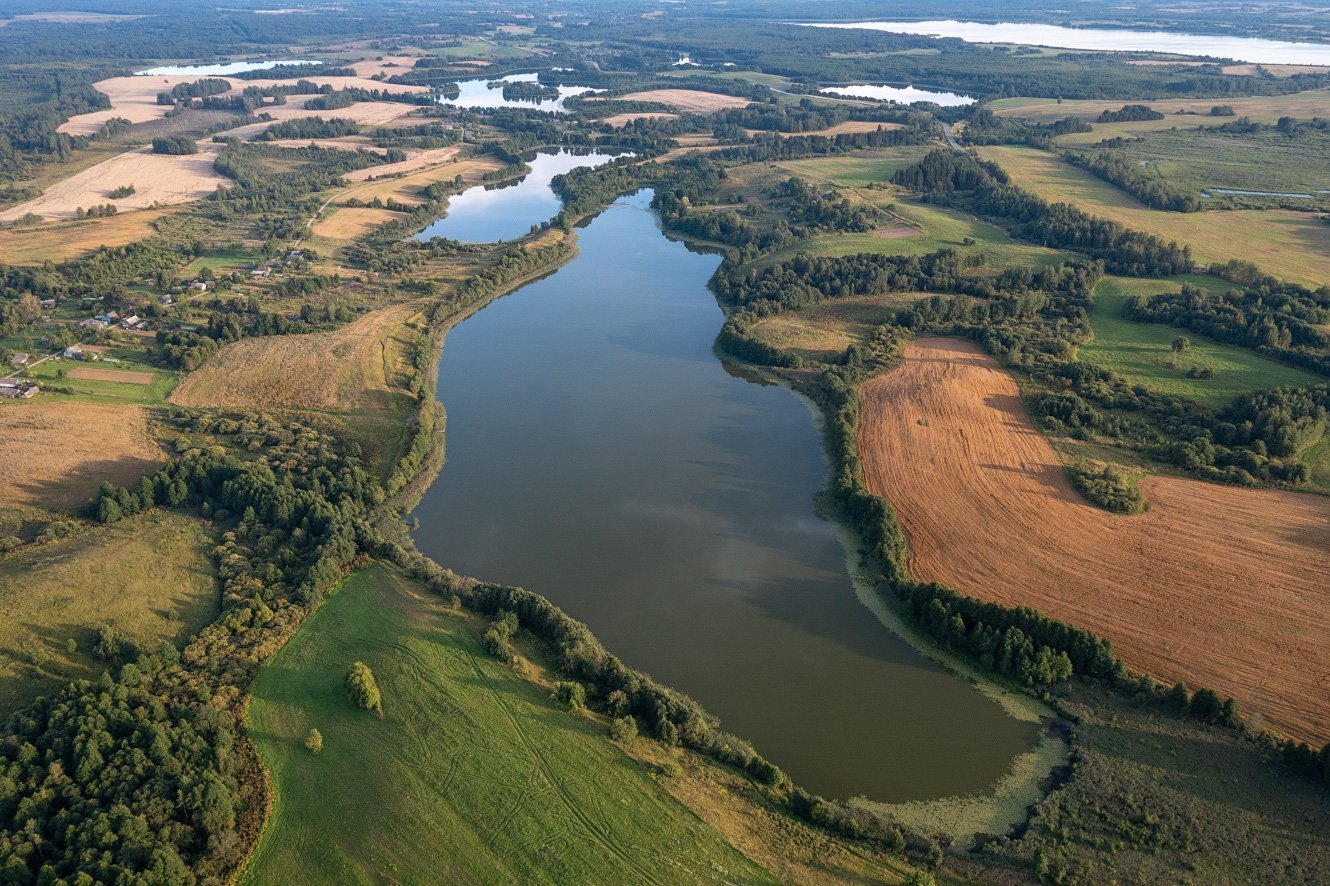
[
  {"left": 609, "top": 716, "right": 637, "bottom": 743},
  {"left": 304, "top": 728, "right": 324, "bottom": 754},
  {"left": 551, "top": 681, "right": 586, "bottom": 712},
  {"left": 346, "top": 661, "right": 382, "bottom": 715},
  {"left": 1068, "top": 462, "right": 1145, "bottom": 514}
]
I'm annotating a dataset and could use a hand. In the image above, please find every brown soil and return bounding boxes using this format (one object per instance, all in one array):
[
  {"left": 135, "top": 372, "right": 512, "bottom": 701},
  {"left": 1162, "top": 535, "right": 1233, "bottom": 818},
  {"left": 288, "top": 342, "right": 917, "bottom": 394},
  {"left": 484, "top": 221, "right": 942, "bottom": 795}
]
[
  {"left": 872, "top": 225, "right": 920, "bottom": 238},
  {"left": 743, "top": 120, "right": 903, "bottom": 138},
  {"left": 0, "top": 401, "right": 165, "bottom": 510},
  {"left": 67, "top": 367, "right": 155, "bottom": 384},
  {"left": 857, "top": 337, "right": 1330, "bottom": 744}
]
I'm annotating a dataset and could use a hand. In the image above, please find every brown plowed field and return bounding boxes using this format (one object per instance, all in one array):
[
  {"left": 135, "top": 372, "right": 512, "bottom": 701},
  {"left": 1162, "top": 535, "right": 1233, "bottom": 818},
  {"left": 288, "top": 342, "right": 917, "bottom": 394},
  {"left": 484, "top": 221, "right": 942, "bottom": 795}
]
[{"left": 858, "top": 337, "right": 1330, "bottom": 744}]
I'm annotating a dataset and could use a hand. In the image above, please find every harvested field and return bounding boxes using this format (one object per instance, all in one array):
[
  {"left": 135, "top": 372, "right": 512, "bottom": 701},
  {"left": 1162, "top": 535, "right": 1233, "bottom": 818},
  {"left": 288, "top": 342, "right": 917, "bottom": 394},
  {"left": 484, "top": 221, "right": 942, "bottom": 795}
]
[
  {"left": 600, "top": 112, "right": 679, "bottom": 127},
  {"left": 348, "top": 55, "right": 421, "bottom": 78},
  {"left": 67, "top": 367, "right": 155, "bottom": 384},
  {"left": 170, "top": 305, "right": 418, "bottom": 412},
  {"left": 619, "top": 89, "right": 750, "bottom": 112},
  {"left": 310, "top": 207, "right": 406, "bottom": 240},
  {"left": 0, "top": 142, "right": 229, "bottom": 222},
  {"left": 751, "top": 292, "right": 930, "bottom": 362},
  {"left": 339, "top": 155, "right": 501, "bottom": 206},
  {"left": 266, "top": 138, "right": 384, "bottom": 153},
  {"left": 0, "top": 402, "right": 164, "bottom": 511},
  {"left": 744, "top": 121, "right": 903, "bottom": 138},
  {"left": 0, "top": 210, "right": 167, "bottom": 264},
  {"left": 858, "top": 337, "right": 1330, "bottom": 744},
  {"left": 341, "top": 145, "right": 461, "bottom": 181},
  {"left": 988, "top": 89, "right": 1330, "bottom": 125},
  {"left": 213, "top": 100, "right": 423, "bottom": 141}
]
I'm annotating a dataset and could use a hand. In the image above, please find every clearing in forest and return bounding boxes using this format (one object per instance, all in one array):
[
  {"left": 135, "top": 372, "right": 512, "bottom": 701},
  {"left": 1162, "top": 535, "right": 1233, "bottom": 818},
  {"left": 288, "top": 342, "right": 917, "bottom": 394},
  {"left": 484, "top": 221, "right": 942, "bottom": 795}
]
[
  {"left": 618, "top": 89, "right": 751, "bottom": 112},
  {"left": 978, "top": 145, "right": 1330, "bottom": 289},
  {"left": 0, "top": 210, "right": 168, "bottom": 264},
  {"left": 0, "top": 511, "right": 217, "bottom": 715},
  {"left": 858, "top": 338, "right": 1330, "bottom": 745}
]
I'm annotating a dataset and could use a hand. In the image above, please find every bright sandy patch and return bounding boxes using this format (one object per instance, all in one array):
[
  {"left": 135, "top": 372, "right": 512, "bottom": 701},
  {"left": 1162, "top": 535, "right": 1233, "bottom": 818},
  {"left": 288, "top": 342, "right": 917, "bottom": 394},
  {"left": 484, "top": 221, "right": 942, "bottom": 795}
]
[
  {"left": 859, "top": 337, "right": 1330, "bottom": 745},
  {"left": 310, "top": 207, "right": 407, "bottom": 240},
  {"left": 619, "top": 89, "right": 750, "bottom": 112},
  {"left": 600, "top": 112, "right": 679, "bottom": 127},
  {"left": 341, "top": 146, "right": 461, "bottom": 182}
]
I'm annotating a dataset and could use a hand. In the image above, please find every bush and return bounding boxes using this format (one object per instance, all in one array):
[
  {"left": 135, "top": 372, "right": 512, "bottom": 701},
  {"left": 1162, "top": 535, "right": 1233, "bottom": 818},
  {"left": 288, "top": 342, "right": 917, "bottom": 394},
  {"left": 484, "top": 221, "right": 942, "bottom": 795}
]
[
  {"left": 1067, "top": 462, "right": 1145, "bottom": 514},
  {"left": 151, "top": 136, "right": 199, "bottom": 155},
  {"left": 345, "top": 661, "right": 382, "bottom": 715},
  {"left": 304, "top": 728, "right": 324, "bottom": 754},
  {"left": 551, "top": 681, "right": 586, "bottom": 712},
  {"left": 609, "top": 716, "right": 638, "bottom": 742}
]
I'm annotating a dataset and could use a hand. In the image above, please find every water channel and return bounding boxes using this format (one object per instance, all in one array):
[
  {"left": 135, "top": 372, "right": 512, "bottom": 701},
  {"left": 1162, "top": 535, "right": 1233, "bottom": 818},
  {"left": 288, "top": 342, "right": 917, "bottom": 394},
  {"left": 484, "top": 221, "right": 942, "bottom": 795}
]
[{"left": 410, "top": 190, "right": 1041, "bottom": 802}]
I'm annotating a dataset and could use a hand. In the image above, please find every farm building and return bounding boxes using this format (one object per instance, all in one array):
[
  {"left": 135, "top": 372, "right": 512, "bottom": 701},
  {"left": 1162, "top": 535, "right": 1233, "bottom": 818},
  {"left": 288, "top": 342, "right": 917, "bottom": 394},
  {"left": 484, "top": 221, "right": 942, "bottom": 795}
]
[
  {"left": 62, "top": 345, "right": 85, "bottom": 359},
  {"left": 38, "top": 298, "right": 56, "bottom": 310},
  {"left": 79, "top": 317, "right": 109, "bottom": 329},
  {"left": 0, "top": 380, "right": 38, "bottom": 399},
  {"left": 9, "top": 353, "right": 29, "bottom": 367}
]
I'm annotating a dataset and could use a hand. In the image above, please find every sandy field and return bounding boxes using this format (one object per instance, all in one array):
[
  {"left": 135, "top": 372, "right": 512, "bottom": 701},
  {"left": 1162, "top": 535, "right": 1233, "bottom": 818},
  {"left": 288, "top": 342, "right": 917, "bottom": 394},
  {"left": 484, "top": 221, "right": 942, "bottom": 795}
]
[
  {"left": 348, "top": 56, "right": 421, "bottom": 78},
  {"left": 600, "top": 112, "right": 679, "bottom": 127},
  {"left": 0, "top": 401, "right": 165, "bottom": 511},
  {"left": 170, "top": 306, "right": 418, "bottom": 412},
  {"left": 858, "top": 337, "right": 1330, "bottom": 744},
  {"left": 0, "top": 142, "right": 229, "bottom": 222},
  {"left": 619, "top": 89, "right": 751, "bottom": 112},
  {"left": 213, "top": 100, "right": 423, "bottom": 140},
  {"left": 68, "top": 367, "right": 155, "bottom": 384},
  {"left": 58, "top": 74, "right": 428, "bottom": 136},
  {"left": 341, "top": 145, "right": 461, "bottom": 182}
]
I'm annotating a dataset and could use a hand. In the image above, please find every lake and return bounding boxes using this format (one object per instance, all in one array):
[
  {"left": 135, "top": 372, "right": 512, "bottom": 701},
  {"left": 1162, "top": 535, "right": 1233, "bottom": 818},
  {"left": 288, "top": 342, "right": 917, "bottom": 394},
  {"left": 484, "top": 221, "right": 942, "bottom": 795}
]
[
  {"left": 135, "top": 60, "right": 319, "bottom": 76},
  {"left": 410, "top": 190, "right": 1040, "bottom": 802},
  {"left": 435, "top": 73, "right": 603, "bottom": 112},
  {"left": 821, "top": 84, "right": 974, "bottom": 106},
  {"left": 803, "top": 20, "right": 1330, "bottom": 66},
  {"left": 414, "top": 149, "right": 621, "bottom": 243}
]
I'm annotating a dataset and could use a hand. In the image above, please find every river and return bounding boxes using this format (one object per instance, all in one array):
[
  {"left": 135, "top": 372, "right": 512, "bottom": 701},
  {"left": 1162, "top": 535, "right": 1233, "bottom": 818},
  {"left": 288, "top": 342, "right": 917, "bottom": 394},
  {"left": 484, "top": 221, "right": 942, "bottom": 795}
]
[
  {"left": 410, "top": 190, "right": 1040, "bottom": 803},
  {"left": 803, "top": 20, "right": 1330, "bottom": 66}
]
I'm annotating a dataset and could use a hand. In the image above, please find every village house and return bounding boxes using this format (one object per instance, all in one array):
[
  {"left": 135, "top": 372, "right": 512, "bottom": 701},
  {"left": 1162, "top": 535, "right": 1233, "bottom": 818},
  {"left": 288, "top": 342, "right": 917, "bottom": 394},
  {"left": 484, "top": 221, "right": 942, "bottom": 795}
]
[
  {"left": 0, "top": 380, "right": 38, "bottom": 399},
  {"left": 79, "top": 317, "right": 109, "bottom": 329},
  {"left": 10, "top": 353, "right": 29, "bottom": 367},
  {"left": 62, "top": 345, "right": 85, "bottom": 360},
  {"left": 250, "top": 266, "right": 272, "bottom": 279},
  {"left": 38, "top": 298, "right": 56, "bottom": 310},
  {"left": 120, "top": 315, "right": 146, "bottom": 330}
]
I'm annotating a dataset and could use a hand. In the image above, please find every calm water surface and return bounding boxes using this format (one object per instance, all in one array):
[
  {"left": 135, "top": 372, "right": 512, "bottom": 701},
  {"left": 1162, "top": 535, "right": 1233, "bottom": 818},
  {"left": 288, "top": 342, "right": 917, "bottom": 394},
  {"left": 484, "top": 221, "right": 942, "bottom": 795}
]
[
  {"left": 434, "top": 73, "right": 603, "bottom": 112},
  {"left": 411, "top": 191, "right": 1038, "bottom": 802},
  {"left": 135, "top": 60, "right": 319, "bottom": 76},
  {"left": 821, "top": 84, "right": 974, "bottom": 106},
  {"left": 415, "top": 149, "right": 619, "bottom": 243},
  {"left": 805, "top": 20, "right": 1330, "bottom": 65}
]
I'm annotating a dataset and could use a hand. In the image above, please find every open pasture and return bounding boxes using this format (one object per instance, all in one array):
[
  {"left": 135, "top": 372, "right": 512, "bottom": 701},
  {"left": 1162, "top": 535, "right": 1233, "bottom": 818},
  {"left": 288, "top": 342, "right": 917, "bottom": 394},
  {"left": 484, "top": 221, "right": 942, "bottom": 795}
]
[
  {"left": 618, "top": 89, "right": 751, "bottom": 112},
  {"left": 0, "top": 210, "right": 168, "bottom": 264},
  {"left": 242, "top": 565, "right": 774, "bottom": 884},
  {"left": 751, "top": 293, "right": 932, "bottom": 362},
  {"left": 0, "top": 511, "right": 216, "bottom": 715},
  {"left": 979, "top": 145, "right": 1330, "bottom": 288},
  {"left": 858, "top": 337, "right": 1330, "bottom": 745},
  {"left": 340, "top": 145, "right": 461, "bottom": 182},
  {"left": 310, "top": 207, "right": 407, "bottom": 240},
  {"left": 988, "top": 89, "right": 1330, "bottom": 126},
  {"left": 0, "top": 401, "right": 165, "bottom": 512}
]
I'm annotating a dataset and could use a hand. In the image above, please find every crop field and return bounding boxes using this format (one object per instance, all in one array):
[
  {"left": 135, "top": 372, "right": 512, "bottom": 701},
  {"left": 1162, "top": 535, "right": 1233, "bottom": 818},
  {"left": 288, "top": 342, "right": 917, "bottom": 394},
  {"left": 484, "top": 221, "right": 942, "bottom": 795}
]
[
  {"left": 170, "top": 305, "right": 418, "bottom": 413},
  {"left": 1084, "top": 276, "right": 1326, "bottom": 407},
  {"left": 0, "top": 142, "right": 230, "bottom": 222},
  {"left": 309, "top": 207, "right": 406, "bottom": 240},
  {"left": 338, "top": 155, "right": 503, "bottom": 206},
  {"left": 0, "top": 401, "right": 165, "bottom": 512},
  {"left": 748, "top": 121, "right": 904, "bottom": 139},
  {"left": 979, "top": 145, "right": 1330, "bottom": 288},
  {"left": 618, "top": 89, "right": 751, "bottom": 112},
  {"left": 857, "top": 338, "right": 1330, "bottom": 745},
  {"left": 0, "top": 511, "right": 216, "bottom": 715},
  {"left": 751, "top": 293, "right": 933, "bottom": 362},
  {"left": 0, "top": 210, "right": 168, "bottom": 264},
  {"left": 660, "top": 69, "right": 794, "bottom": 89},
  {"left": 987, "top": 89, "right": 1330, "bottom": 126},
  {"left": 599, "top": 112, "right": 679, "bottom": 127},
  {"left": 24, "top": 359, "right": 177, "bottom": 404},
  {"left": 340, "top": 146, "right": 461, "bottom": 182},
  {"left": 777, "top": 150, "right": 933, "bottom": 187},
  {"left": 242, "top": 564, "right": 775, "bottom": 885}
]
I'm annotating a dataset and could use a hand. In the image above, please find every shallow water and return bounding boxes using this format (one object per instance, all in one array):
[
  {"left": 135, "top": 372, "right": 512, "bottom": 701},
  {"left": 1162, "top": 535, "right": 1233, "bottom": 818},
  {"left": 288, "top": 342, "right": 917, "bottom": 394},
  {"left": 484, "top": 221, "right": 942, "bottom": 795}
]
[
  {"left": 804, "top": 20, "right": 1330, "bottom": 66},
  {"left": 414, "top": 149, "right": 620, "bottom": 243},
  {"left": 820, "top": 84, "right": 974, "bottom": 106},
  {"left": 410, "top": 191, "right": 1039, "bottom": 802}
]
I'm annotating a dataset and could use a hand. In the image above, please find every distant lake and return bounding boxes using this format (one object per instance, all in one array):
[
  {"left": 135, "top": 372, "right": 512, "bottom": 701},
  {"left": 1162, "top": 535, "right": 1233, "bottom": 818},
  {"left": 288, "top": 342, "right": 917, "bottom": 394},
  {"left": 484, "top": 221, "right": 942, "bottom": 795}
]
[
  {"left": 414, "top": 149, "right": 621, "bottom": 243},
  {"left": 803, "top": 20, "right": 1330, "bottom": 66},
  {"left": 435, "top": 73, "right": 604, "bottom": 113},
  {"left": 821, "top": 84, "right": 974, "bottom": 106},
  {"left": 411, "top": 190, "right": 1041, "bottom": 802},
  {"left": 135, "top": 60, "right": 320, "bottom": 76}
]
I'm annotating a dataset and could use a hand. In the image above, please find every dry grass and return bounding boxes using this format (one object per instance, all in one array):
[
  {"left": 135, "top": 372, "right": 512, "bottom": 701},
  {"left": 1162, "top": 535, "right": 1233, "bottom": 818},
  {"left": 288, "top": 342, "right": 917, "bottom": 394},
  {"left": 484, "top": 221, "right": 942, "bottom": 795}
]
[
  {"left": 214, "top": 100, "right": 424, "bottom": 141},
  {"left": 1222, "top": 63, "right": 1330, "bottom": 76},
  {"left": 339, "top": 155, "right": 501, "bottom": 205},
  {"left": 979, "top": 145, "right": 1330, "bottom": 289},
  {"left": 989, "top": 89, "right": 1330, "bottom": 125},
  {"left": 752, "top": 292, "right": 929, "bottom": 362},
  {"left": 744, "top": 120, "right": 903, "bottom": 138},
  {"left": 619, "top": 89, "right": 750, "bottom": 112},
  {"left": 310, "top": 207, "right": 406, "bottom": 240},
  {"left": 0, "top": 210, "right": 168, "bottom": 264},
  {"left": 0, "top": 142, "right": 229, "bottom": 222},
  {"left": 169, "top": 305, "right": 419, "bottom": 412},
  {"left": 341, "top": 145, "right": 461, "bottom": 182},
  {"left": 347, "top": 56, "right": 422, "bottom": 78},
  {"left": 0, "top": 511, "right": 216, "bottom": 715},
  {"left": 0, "top": 401, "right": 165, "bottom": 511},
  {"left": 858, "top": 338, "right": 1330, "bottom": 744},
  {"left": 266, "top": 138, "right": 384, "bottom": 153},
  {"left": 600, "top": 112, "right": 679, "bottom": 127},
  {"left": 67, "top": 367, "right": 155, "bottom": 384}
]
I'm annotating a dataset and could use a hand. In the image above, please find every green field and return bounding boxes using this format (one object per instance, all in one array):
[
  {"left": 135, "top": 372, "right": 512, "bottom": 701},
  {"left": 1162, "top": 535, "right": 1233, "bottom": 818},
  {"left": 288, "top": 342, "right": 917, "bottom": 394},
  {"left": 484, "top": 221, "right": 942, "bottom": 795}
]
[
  {"left": 661, "top": 69, "right": 793, "bottom": 89},
  {"left": 243, "top": 565, "right": 776, "bottom": 885},
  {"left": 777, "top": 150, "right": 932, "bottom": 187},
  {"left": 0, "top": 511, "right": 217, "bottom": 715},
  {"left": 1082, "top": 276, "right": 1326, "bottom": 407},
  {"left": 23, "top": 357, "right": 177, "bottom": 404},
  {"left": 979, "top": 145, "right": 1330, "bottom": 289}
]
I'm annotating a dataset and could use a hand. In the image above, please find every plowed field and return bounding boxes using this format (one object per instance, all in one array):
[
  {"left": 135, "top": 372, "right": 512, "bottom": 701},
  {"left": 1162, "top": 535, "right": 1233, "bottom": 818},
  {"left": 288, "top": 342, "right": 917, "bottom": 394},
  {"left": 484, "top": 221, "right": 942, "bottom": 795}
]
[{"left": 858, "top": 337, "right": 1330, "bottom": 744}]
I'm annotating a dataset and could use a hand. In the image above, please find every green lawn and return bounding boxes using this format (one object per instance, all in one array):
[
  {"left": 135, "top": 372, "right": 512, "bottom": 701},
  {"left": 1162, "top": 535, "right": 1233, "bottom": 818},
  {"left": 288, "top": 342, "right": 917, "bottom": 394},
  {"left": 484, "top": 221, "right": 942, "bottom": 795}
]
[
  {"left": 24, "top": 357, "right": 177, "bottom": 405},
  {"left": 243, "top": 564, "right": 772, "bottom": 885},
  {"left": 778, "top": 150, "right": 932, "bottom": 188},
  {"left": 1083, "top": 276, "right": 1326, "bottom": 407}
]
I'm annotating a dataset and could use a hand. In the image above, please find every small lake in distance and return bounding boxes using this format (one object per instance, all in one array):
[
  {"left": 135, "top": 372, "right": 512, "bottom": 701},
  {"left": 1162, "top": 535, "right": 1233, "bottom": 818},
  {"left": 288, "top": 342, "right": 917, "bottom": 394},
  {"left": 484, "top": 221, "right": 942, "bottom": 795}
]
[
  {"left": 415, "top": 149, "right": 621, "bottom": 243},
  {"left": 821, "top": 84, "right": 974, "bottom": 106},
  {"left": 803, "top": 20, "right": 1330, "bottom": 66},
  {"left": 135, "top": 60, "right": 319, "bottom": 76},
  {"left": 434, "top": 73, "right": 603, "bottom": 112},
  {"left": 410, "top": 190, "right": 1040, "bottom": 802}
]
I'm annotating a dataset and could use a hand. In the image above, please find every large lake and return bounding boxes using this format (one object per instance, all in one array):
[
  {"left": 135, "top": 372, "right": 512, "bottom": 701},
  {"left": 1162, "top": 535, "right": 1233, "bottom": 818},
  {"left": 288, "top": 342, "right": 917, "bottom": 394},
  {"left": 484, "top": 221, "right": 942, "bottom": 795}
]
[
  {"left": 410, "top": 190, "right": 1038, "bottom": 802},
  {"left": 805, "top": 20, "right": 1330, "bottom": 66},
  {"left": 415, "top": 149, "right": 620, "bottom": 243},
  {"left": 821, "top": 84, "right": 974, "bottom": 106},
  {"left": 434, "top": 73, "right": 603, "bottom": 112},
  {"left": 135, "top": 60, "right": 319, "bottom": 76}
]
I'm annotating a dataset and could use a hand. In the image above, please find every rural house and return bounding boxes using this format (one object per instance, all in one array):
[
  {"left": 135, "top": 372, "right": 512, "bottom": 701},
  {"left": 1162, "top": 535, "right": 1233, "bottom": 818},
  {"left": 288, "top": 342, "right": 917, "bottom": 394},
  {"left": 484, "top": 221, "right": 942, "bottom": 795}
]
[{"left": 0, "top": 380, "right": 38, "bottom": 399}]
